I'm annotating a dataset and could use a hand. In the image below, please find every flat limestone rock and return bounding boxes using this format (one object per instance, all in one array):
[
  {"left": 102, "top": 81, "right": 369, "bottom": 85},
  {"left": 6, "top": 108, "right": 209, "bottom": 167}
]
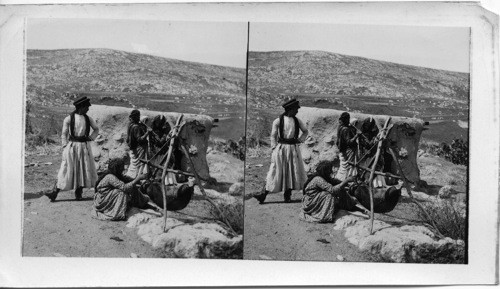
[
  {"left": 88, "top": 105, "right": 213, "bottom": 180},
  {"left": 127, "top": 212, "right": 242, "bottom": 259},
  {"left": 334, "top": 213, "right": 465, "bottom": 263},
  {"left": 297, "top": 107, "right": 425, "bottom": 183}
]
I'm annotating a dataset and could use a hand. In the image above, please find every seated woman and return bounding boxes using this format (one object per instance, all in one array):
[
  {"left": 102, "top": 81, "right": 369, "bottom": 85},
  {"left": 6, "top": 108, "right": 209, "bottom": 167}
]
[
  {"left": 300, "top": 160, "right": 369, "bottom": 223},
  {"left": 93, "top": 156, "right": 161, "bottom": 221}
]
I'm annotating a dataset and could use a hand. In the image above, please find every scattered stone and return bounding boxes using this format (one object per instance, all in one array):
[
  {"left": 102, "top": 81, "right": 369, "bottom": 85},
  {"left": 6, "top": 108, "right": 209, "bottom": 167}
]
[
  {"left": 324, "top": 135, "right": 336, "bottom": 144},
  {"left": 94, "top": 135, "right": 106, "bottom": 145},
  {"left": 113, "top": 133, "right": 125, "bottom": 142},
  {"left": 130, "top": 253, "right": 138, "bottom": 258},
  {"left": 417, "top": 149, "right": 425, "bottom": 157},
  {"left": 228, "top": 182, "right": 244, "bottom": 196},
  {"left": 305, "top": 136, "right": 316, "bottom": 147},
  {"left": 438, "top": 185, "right": 454, "bottom": 199},
  {"left": 336, "top": 255, "right": 345, "bottom": 261}
]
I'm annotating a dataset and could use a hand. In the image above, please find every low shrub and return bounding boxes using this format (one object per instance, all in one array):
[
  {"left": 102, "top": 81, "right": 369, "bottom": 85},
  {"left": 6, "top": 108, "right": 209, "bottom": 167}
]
[
  {"left": 209, "top": 201, "right": 244, "bottom": 235},
  {"left": 420, "top": 138, "right": 469, "bottom": 166},
  {"left": 26, "top": 133, "right": 57, "bottom": 149},
  {"left": 211, "top": 138, "right": 245, "bottom": 161},
  {"left": 437, "top": 139, "right": 468, "bottom": 166},
  {"left": 26, "top": 108, "right": 60, "bottom": 149},
  {"left": 418, "top": 199, "right": 466, "bottom": 241}
]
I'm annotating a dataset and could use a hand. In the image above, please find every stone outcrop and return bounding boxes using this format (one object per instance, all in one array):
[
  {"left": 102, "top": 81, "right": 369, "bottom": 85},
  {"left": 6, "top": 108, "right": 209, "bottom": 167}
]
[
  {"left": 333, "top": 211, "right": 465, "bottom": 263},
  {"left": 88, "top": 105, "right": 213, "bottom": 180},
  {"left": 297, "top": 107, "right": 425, "bottom": 183},
  {"left": 126, "top": 208, "right": 242, "bottom": 258}
]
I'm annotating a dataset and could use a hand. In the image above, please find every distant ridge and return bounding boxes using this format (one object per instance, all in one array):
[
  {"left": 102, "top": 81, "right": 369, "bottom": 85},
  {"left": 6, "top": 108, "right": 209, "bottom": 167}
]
[
  {"left": 248, "top": 50, "right": 469, "bottom": 107},
  {"left": 27, "top": 48, "right": 246, "bottom": 105}
]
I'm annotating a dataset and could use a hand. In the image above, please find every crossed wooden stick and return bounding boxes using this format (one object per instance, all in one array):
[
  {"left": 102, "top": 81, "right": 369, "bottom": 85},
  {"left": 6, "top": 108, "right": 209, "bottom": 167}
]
[
  {"left": 349, "top": 118, "right": 444, "bottom": 237},
  {"left": 139, "top": 114, "right": 238, "bottom": 236}
]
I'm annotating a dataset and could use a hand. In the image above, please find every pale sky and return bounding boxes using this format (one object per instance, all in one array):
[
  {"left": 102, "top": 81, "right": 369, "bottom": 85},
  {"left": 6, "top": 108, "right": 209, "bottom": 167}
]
[
  {"left": 250, "top": 23, "right": 470, "bottom": 73},
  {"left": 28, "top": 19, "right": 248, "bottom": 68}
]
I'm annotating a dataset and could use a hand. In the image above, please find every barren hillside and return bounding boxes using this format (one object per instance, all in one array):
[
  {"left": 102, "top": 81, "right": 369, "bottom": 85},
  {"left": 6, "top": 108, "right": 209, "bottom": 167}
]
[
  {"left": 248, "top": 50, "right": 469, "bottom": 106},
  {"left": 27, "top": 48, "right": 246, "bottom": 106}
]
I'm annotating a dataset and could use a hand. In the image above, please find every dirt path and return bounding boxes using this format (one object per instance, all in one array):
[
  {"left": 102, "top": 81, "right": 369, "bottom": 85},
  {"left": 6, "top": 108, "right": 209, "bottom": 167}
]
[{"left": 243, "top": 156, "right": 382, "bottom": 262}]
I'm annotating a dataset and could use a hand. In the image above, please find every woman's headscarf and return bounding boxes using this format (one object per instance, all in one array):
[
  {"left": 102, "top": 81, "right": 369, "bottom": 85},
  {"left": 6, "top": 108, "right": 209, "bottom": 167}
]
[
  {"left": 339, "top": 112, "right": 350, "bottom": 126},
  {"left": 95, "top": 157, "right": 129, "bottom": 190},
  {"left": 337, "top": 112, "right": 355, "bottom": 152},
  {"left": 361, "top": 117, "right": 378, "bottom": 140},
  {"left": 303, "top": 160, "right": 341, "bottom": 194}
]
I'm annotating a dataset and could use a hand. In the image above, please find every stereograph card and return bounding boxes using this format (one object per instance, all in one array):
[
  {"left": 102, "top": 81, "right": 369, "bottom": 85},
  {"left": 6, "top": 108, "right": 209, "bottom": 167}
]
[{"left": 0, "top": 1, "right": 498, "bottom": 287}]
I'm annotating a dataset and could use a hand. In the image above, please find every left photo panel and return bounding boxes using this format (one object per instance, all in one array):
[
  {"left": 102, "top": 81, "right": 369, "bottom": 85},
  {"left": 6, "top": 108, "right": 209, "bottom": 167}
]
[{"left": 23, "top": 19, "right": 247, "bottom": 258}]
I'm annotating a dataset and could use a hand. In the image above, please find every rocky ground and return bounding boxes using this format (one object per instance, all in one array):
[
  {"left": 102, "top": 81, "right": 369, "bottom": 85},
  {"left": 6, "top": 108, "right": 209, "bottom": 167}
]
[
  {"left": 23, "top": 130, "right": 466, "bottom": 262},
  {"left": 243, "top": 147, "right": 467, "bottom": 263},
  {"left": 23, "top": 145, "right": 243, "bottom": 258}
]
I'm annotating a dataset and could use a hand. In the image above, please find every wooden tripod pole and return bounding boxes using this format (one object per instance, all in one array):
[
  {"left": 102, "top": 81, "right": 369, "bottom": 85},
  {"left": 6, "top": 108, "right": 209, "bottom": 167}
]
[
  {"left": 161, "top": 114, "right": 184, "bottom": 232},
  {"left": 367, "top": 117, "right": 391, "bottom": 234}
]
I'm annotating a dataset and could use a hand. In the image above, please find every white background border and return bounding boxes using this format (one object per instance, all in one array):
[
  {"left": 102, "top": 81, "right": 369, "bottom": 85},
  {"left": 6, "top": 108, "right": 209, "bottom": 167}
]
[{"left": 0, "top": 1, "right": 498, "bottom": 287}]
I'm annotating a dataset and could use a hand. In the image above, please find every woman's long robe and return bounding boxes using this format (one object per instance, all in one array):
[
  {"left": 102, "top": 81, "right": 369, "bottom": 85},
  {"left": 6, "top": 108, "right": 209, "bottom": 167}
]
[{"left": 93, "top": 174, "right": 151, "bottom": 221}]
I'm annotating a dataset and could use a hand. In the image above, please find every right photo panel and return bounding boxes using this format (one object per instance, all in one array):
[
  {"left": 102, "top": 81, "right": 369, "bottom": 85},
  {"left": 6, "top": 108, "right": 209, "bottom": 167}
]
[{"left": 244, "top": 23, "right": 469, "bottom": 263}]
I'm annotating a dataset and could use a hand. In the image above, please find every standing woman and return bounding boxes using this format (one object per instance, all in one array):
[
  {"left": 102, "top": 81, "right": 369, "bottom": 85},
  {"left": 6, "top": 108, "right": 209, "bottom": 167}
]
[
  {"left": 254, "top": 98, "right": 308, "bottom": 204},
  {"left": 335, "top": 112, "right": 361, "bottom": 181},
  {"left": 45, "top": 96, "right": 99, "bottom": 201},
  {"left": 125, "top": 109, "right": 150, "bottom": 178}
]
